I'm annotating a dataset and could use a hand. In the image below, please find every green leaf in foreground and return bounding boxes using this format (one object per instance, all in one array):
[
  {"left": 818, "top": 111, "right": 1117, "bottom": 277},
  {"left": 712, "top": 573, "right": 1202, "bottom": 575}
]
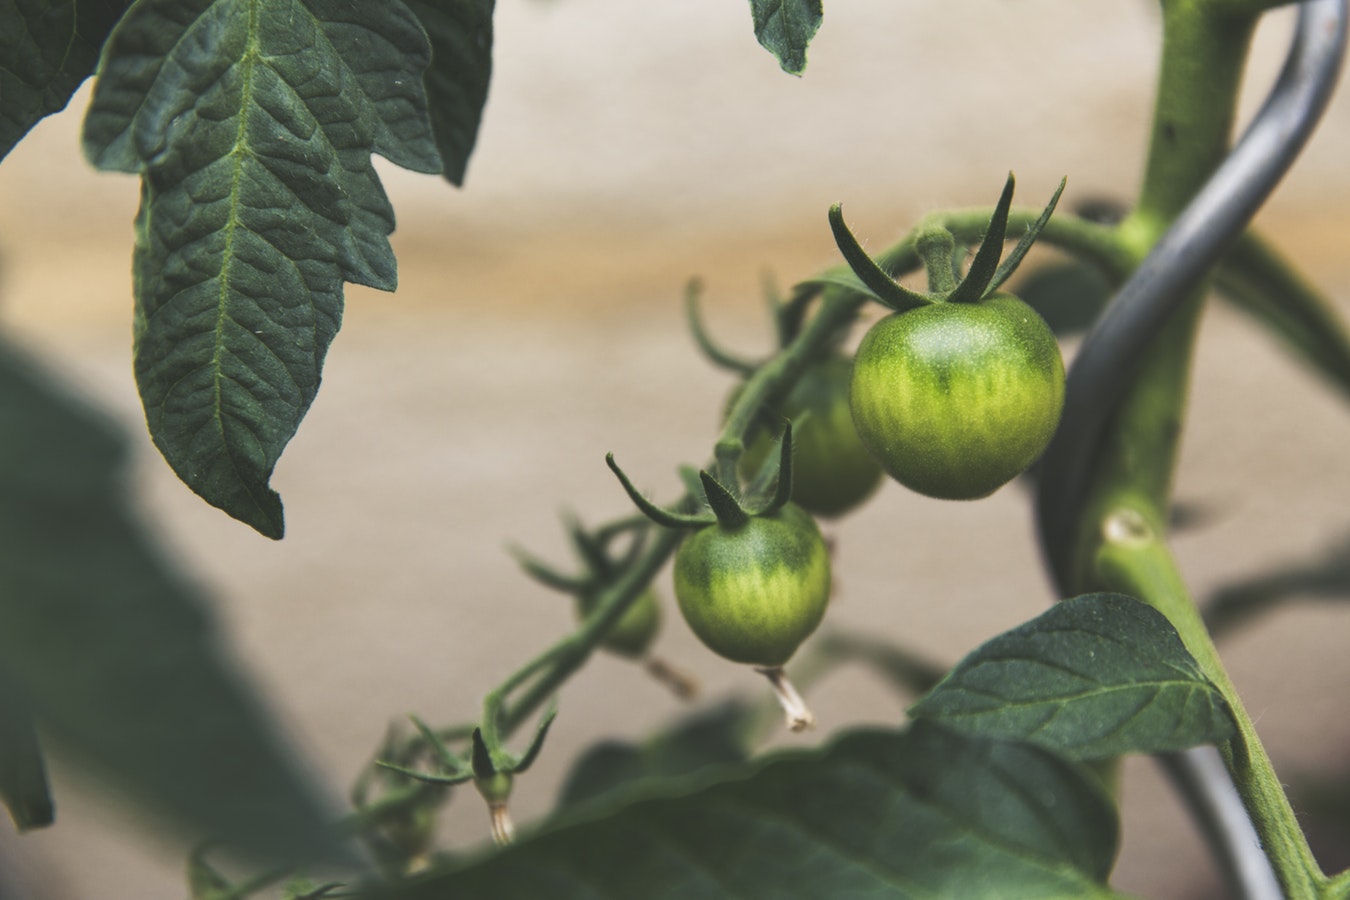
[
  {"left": 391, "top": 722, "right": 1121, "bottom": 899},
  {"left": 556, "top": 700, "right": 750, "bottom": 810},
  {"left": 0, "top": 339, "right": 340, "bottom": 863},
  {"left": 81, "top": 0, "right": 443, "bottom": 538},
  {"left": 910, "top": 593, "right": 1235, "bottom": 759},
  {"left": 750, "top": 0, "right": 823, "bottom": 76},
  {"left": 405, "top": 0, "right": 495, "bottom": 186},
  {"left": 0, "top": 0, "right": 131, "bottom": 160}
]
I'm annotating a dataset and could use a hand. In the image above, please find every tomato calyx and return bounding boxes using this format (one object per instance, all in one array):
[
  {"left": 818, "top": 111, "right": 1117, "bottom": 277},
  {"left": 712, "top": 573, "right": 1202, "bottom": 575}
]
[
  {"left": 606, "top": 420, "right": 796, "bottom": 531},
  {"left": 830, "top": 171, "right": 1066, "bottom": 312},
  {"left": 373, "top": 705, "right": 557, "bottom": 846}
]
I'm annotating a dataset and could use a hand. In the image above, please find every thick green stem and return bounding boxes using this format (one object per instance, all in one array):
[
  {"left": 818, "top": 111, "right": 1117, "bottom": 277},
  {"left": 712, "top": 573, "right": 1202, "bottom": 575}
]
[
  {"left": 1094, "top": 522, "right": 1324, "bottom": 897},
  {"left": 1065, "top": 3, "right": 1326, "bottom": 895}
]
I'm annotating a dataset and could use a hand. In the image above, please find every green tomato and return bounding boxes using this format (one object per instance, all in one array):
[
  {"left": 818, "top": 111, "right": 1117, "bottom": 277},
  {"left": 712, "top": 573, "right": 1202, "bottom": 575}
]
[
  {"left": 850, "top": 293, "right": 1065, "bottom": 500},
  {"left": 673, "top": 503, "right": 830, "bottom": 667},
  {"left": 737, "top": 355, "right": 884, "bottom": 518},
  {"left": 577, "top": 588, "right": 661, "bottom": 659}
]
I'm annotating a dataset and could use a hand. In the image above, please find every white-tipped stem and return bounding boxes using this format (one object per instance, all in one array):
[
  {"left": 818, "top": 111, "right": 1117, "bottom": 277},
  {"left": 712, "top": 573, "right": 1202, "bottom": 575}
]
[
  {"left": 643, "top": 655, "right": 700, "bottom": 700},
  {"left": 755, "top": 666, "right": 816, "bottom": 732},
  {"left": 488, "top": 802, "right": 515, "bottom": 846}
]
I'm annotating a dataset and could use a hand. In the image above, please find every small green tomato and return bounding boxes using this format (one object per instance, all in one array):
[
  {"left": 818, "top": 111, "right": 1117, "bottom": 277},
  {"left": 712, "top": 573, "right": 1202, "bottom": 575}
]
[
  {"left": 736, "top": 355, "right": 884, "bottom": 518},
  {"left": 577, "top": 588, "right": 661, "bottom": 659},
  {"left": 850, "top": 293, "right": 1065, "bottom": 500},
  {"left": 673, "top": 502, "right": 830, "bottom": 667}
]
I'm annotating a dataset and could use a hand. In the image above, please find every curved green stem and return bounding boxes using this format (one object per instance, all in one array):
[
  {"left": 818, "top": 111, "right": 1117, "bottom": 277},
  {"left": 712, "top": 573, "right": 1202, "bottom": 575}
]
[{"left": 1061, "top": 3, "right": 1329, "bottom": 896}]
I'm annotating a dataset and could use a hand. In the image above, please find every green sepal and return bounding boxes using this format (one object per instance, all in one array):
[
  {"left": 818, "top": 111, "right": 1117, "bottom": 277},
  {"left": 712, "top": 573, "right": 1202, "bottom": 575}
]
[
  {"left": 373, "top": 760, "right": 472, "bottom": 787},
  {"left": 948, "top": 173, "right": 1016, "bottom": 305},
  {"left": 410, "top": 715, "right": 469, "bottom": 777},
  {"left": 606, "top": 454, "right": 714, "bottom": 529},
  {"left": 563, "top": 511, "right": 611, "bottom": 580},
  {"left": 828, "top": 205, "right": 933, "bottom": 312},
  {"left": 513, "top": 700, "right": 558, "bottom": 775},
  {"left": 507, "top": 544, "right": 589, "bottom": 594},
  {"left": 699, "top": 471, "right": 751, "bottom": 530},
  {"left": 686, "top": 279, "right": 758, "bottom": 376},
  {"left": 470, "top": 728, "right": 497, "bottom": 780},
  {"left": 750, "top": 420, "right": 794, "bottom": 517},
  {"left": 988, "top": 177, "right": 1067, "bottom": 296}
]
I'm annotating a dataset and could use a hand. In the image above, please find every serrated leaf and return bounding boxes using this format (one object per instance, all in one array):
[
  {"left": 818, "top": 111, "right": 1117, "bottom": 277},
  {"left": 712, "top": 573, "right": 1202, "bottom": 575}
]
[
  {"left": 81, "top": 0, "right": 443, "bottom": 537},
  {"left": 405, "top": 0, "right": 494, "bottom": 186},
  {"left": 390, "top": 722, "right": 1122, "bottom": 899},
  {"left": 0, "top": 338, "right": 341, "bottom": 863},
  {"left": 556, "top": 700, "right": 751, "bottom": 810},
  {"left": 749, "top": 0, "right": 822, "bottom": 76},
  {"left": 0, "top": 0, "right": 130, "bottom": 160},
  {"left": 910, "top": 594, "right": 1236, "bottom": 759},
  {"left": 0, "top": 677, "right": 53, "bottom": 831}
]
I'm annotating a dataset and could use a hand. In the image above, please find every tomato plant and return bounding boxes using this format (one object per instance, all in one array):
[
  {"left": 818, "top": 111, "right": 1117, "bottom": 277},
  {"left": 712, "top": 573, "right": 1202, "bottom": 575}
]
[{"left": 3, "top": 2, "right": 1350, "bottom": 899}]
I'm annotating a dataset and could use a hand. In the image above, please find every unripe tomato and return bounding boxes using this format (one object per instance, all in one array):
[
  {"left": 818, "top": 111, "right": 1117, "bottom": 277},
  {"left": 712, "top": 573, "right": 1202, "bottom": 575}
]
[
  {"left": 673, "top": 503, "right": 830, "bottom": 667},
  {"left": 577, "top": 588, "right": 661, "bottom": 659},
  {"left": 736, "top": 355, "right": 884, "bottom": 518},
  {"left": 850, "top": 293, "right": 1064, "bottom": 500}
]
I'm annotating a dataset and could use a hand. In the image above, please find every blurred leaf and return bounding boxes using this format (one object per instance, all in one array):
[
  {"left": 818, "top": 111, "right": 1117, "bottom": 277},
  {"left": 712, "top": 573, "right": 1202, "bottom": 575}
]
[
  {"left": 81, "top": 0, "right": 443, "bottom": 537},
  {"left": 0, "top": 0, "right": 130, "bottom": 161},
  {"left": 1216, "top": 230, "right": 1350, "bottom": 404},
  {"left": 0, "top": 678, "right": 52, "bottom": 831},
  {"left": 0, "top": 339, "right": 341, "bottom": 863},
  {"left": 390, "top": 722, "right": 1123, "bottom": 899},
  {"left": 910, "top": 594, "right": 1235, "bottom": 759},
  {"left": 749, "top": 0, "right": 822, "bottom": 75},
  {"left": 405, "top": 0, "right": 495, "bottom": 186},
  {"left": 1204, "top": 527, "right": 1350, "bottom": 638},
  {"left": 1014, "top": 259, "right": 1114, "bottom": 336},
  {"left": 556, "top": 700, "right": 751, "bottom": 809}
]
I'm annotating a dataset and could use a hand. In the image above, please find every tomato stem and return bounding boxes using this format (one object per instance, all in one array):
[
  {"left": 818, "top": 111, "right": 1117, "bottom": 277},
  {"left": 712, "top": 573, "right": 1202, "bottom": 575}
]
[{"left": 755, "top": 666, "right": 816, "bottom": 732}]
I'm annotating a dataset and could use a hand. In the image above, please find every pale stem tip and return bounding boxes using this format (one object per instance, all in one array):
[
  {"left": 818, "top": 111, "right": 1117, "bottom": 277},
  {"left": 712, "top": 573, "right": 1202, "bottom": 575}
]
[
  {"left": 644, "top": 656, "right": 700, "bottom": 701},
  {"left": 755, "top": 666, "right": 816, "bottom": 732},
  {"left": 489, "top": 802, "right": 515, "bottom": 846}
]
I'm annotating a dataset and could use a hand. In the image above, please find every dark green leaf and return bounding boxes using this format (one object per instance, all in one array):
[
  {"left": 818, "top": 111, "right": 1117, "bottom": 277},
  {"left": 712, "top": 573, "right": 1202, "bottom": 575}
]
[
  {"left": 910, "top": 594, "right": 1235, "bottom": 759},
  {"left": 0, "top": 0, "right": 130, "bottom": 160},
  {"left": 405, "top": 0, "right": 494, "bottom": 186},
  {"left": 81, "top": 0, "right": 443, "bottom": 537},
  {"left": 556, "top": 700, "right": 751, "bottom": 809},
  {"left": 0, "top": 678, "right": 53, "bottom": 831},
  {"left": 1015, "top": 259, "right": 1115, "bottom": 335},
  {"left": 393, "top": 722, "right": 1122, "bottom": 899},
  {"left": 0, "top": 338, "right": 341, "bottom": 863},
  {"left": 749, "top": 0, "right": 822, "bottom": 76}
]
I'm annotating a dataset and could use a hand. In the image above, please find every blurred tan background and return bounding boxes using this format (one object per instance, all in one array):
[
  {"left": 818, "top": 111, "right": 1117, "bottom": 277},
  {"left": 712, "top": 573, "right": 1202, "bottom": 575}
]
[{"left": 3, "top": 1, "right": 1350, "bottom": 897}]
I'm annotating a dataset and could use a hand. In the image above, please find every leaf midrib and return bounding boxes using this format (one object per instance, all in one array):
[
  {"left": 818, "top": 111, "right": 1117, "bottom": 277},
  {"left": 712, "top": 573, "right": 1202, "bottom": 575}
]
[{"left": 212, "top": 0, "right": 260, "bottom": 484}]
